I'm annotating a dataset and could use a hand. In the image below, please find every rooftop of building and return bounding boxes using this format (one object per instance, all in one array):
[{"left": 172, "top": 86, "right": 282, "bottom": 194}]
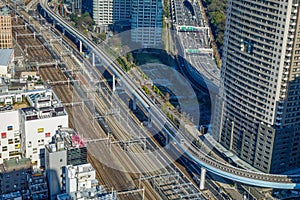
[
  {"left": 66, "top": 163, "right": 95, "bottom": 175},
  {"left": 57, "top": 185, "right": 118, "bottom": 200},
  {"left": 20, "top": 71, "right": 38, "bottom": 78},
  {"left": 0, "top": 158, "right": 31, "bottom": 173},
  {"left": 0, "top": 191, "right": 22, "bottom": 200},
  {"left": 0, "top": 5, "right": 9, "bottom": 16},
  {"left": 0, "top": 49, "right": 13, "bottom": 66},
  {"left": 46, "top": 128, "right": 87, "bottom": 153},
  {"left": 20, "top": 89, "right": 67, "bottom": 120},
  {"left": 0, "top": 87, "right": 63, "bottom": 111},
  {"left": 1, "top": 190, "right": 32, "bottom": 200}
]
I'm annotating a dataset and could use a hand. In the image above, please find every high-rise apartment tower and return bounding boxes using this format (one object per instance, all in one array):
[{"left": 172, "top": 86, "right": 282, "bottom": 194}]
[
  {"left": 213, "top": 0, "right": 300, "bottom": 173},
  {"left": 92, "top": 0, "right": 131, "bottom": 27},
  {"left": 131, "top": 0, "right": 163, "bottom": 48}
]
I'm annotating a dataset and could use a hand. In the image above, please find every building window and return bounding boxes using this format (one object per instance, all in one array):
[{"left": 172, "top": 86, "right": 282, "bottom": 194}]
[
  {"left": 1, "top": 132, "right": 7, "bottom": 138},
  {"left": 2, "top": 146, "right": 7, "bottom": 151},
  {"left": 37, "top": 128, "right": 44, "bottom": 133},
  {"left": 7, "top": 126, "right": 13, "bottom": 131},
  {"left": 9, "top": 151, "right": 20, "bottom": 157}
]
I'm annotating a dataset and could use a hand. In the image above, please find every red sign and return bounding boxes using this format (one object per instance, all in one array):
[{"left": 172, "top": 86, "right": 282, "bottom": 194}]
[{"left": 1, "top": 132, "right": 6, "bottom": 138}]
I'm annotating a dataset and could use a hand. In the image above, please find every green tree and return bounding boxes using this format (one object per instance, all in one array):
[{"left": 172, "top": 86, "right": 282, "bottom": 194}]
[
  {"left": 99, "top": 33, "right": 106, "bottom": 41},
  {"left": 126, "top": 52, "right": 134, "bottom": 64},
  {"left": 203, "top": 0, "right": 227, "bottom": 54}
]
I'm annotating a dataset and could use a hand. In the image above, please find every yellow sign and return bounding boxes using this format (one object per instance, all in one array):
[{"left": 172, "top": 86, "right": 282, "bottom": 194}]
[{"left": 37, "top": 128, "right": 44, "bottom": 133}]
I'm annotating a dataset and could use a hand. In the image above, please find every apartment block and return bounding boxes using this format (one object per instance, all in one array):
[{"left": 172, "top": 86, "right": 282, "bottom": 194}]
[
  {"left": 28, "top": 171, "right": 48, "bottom": 200},
  {"left": 92, "top": 0, "right": 131, "bottom": 28},
  {"left": 213, "top": 0, "right": 300, "bottom": 173},
  {"left": 131, "top": 0, "right": 163, "bottom": 48}
]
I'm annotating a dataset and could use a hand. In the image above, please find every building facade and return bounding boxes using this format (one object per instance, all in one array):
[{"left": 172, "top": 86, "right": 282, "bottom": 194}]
[
  {"left": 0, "top": 110, "right": 21, "bottom": 164},
  {"left": 20, "top": 90, "right": 68, "bottom": 167},
  {"left": 0, "top": 158, "right": 31, "bottom": 195},
  {"left": 72, "top": 0, "right": 82, "bottom": 13},
  {"left": 45, "top": 128, "right": 87, "bottom": 200},
  {"left": 0, "top": 6, "right": 12, "bottom": 49},
  {"left": 57, "top": 163, "right": 117, "bottom": 200},
  {"left": 92, "top": 0, "right": 131, "bottom": 28},
  {"left": 0, "top": 158, "right": 48, "bottom": 199},
  {"left": 28, "top": 171, "right": 49, "bottom": 200},
  {"left": 131, "top": 0, "right": 163, "bottom": 48},
  {"left": 0, "top": 49, "right": 14, "bottom": 78},
  {"left": 213, "top": 0, "right": 300, "bottom": 173}
]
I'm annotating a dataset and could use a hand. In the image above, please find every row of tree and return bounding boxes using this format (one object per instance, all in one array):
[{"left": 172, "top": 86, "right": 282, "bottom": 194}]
[
  {"left": 69, "top": 12, "right": 95, "bottom": 33},
  {"left": 202, "top": 0, "right": 227, "bottom": 55}
]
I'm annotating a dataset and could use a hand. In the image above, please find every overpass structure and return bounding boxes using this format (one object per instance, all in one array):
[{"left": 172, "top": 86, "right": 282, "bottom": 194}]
[{"left": 38, "top": 0, "right": 300, "bottom": 189}]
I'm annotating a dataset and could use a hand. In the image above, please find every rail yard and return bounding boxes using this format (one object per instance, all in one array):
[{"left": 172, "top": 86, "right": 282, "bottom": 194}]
[{"left": 8, "top": 3, "right": 207, "bottom": 199}]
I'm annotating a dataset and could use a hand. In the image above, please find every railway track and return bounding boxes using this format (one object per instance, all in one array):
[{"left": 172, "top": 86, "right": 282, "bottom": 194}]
[
  {"left": 11, "top": 9, "right": 161, "bottom": 199},
  {"left": 86, "top": 78, "right": 204, "bottom": 199},
  {"left": 9, "top": 4, "right": 207, "bottom": 199},
  {"left": 38, "top": 63, "right": 147, "bottom": 199},
  {"left": 11, "top": 14, "right": 52, "bottom": 62}
]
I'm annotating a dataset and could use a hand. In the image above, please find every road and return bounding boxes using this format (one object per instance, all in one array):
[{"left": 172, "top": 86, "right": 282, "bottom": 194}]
[{"left": 171, "top": 0, "right": 219, "bottom": 93}]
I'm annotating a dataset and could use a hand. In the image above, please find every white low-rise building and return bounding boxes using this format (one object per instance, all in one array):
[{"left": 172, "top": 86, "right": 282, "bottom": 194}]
[
  {"left": 20, "top": 90, "right": 68, "bottom": 167},
  {"left": 57, "top": 163, "right": 117, "bottom": 200},
  {"left": 65, "top": 163, "right": 96, "bottom": 194}
]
